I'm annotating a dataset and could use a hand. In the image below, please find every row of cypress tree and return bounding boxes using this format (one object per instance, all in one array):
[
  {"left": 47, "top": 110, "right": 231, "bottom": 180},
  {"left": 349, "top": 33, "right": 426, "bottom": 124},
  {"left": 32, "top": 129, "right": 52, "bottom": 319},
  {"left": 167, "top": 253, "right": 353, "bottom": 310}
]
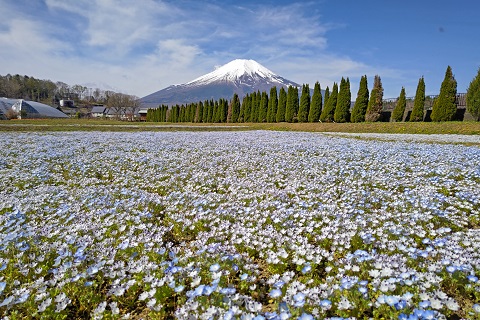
[
  {"left": 146, "top": 65, "right": 480, "bottom": 123},
  {"left": 392, "top": 65, "right": 480, "bottom": 122}
]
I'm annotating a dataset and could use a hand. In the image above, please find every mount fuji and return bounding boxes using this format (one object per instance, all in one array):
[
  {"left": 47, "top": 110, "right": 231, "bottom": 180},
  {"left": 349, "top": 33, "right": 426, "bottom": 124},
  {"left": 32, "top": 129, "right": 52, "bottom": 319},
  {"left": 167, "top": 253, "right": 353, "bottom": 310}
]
[{"left": 141, "top": 59, "right": 301, "bottom": 107}]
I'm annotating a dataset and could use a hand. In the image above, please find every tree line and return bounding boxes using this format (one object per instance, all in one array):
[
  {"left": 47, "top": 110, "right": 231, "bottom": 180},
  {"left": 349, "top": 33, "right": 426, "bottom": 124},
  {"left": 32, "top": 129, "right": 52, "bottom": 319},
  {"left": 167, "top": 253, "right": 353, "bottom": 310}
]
[
  {"left": 147, "top": 65, "right": 480, "bottom": 123},
  {"left": 0, "top": 74, "right": 124, "bottom": 106},
  {"left": 0, "top": 74, "right": 142, "bottom": 119}
]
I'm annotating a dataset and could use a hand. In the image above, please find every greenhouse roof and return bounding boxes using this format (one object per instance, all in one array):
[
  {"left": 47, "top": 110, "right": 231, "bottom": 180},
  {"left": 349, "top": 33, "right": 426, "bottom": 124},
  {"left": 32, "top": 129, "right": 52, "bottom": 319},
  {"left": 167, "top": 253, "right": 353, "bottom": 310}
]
[{"left": 10, "top": 99, "right": 68, "bottom": 118}]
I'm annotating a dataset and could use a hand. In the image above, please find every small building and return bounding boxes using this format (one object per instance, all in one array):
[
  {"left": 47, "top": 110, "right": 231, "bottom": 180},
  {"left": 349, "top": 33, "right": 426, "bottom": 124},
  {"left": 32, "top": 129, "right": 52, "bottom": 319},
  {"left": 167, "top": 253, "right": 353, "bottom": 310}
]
[
  {"left": 91, "top": 106, "right": 108, "bottom": 118},
  {"left": 138, "top": 108, "right": 149, "bottom": 121},
  {"left": 90, "top": 106, "right": 122, "bottom": 119}
]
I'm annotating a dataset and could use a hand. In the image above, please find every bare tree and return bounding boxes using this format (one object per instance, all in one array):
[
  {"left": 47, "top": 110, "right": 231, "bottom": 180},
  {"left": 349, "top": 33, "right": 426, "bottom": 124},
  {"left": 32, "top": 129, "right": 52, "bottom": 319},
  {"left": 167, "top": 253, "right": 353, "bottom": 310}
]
[
  {"left": 107, "top": 93, "right": 125, "bottom": 119},
  {"left": 125, "top": 95, "right": 141, "bottom": 121},
  {"left": 107, "top": 93, "right": 140, "bottom": 120}
]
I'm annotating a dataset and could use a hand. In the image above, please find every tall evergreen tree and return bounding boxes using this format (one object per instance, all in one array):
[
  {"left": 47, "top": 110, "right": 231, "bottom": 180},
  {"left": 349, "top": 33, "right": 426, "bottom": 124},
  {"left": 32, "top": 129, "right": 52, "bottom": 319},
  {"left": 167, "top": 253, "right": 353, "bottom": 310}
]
[
  {"left": 298, "top": 84, "right": 310, "bottom": 122},
  {"left": 249, "top": 92, "right": 257, "bottom": 122},
  {"left": 259, "top": 91, "right": 269, "bottom": 122},
  {"left": 230, "top": 93, "right": 240, "bottom": 123},
  {"left": 392, "top": 87, "right": 407, "bottom": 122},
  {"left": 285, "top": 85, "right": 299, "bottom": 122},
  {"left": 323, "top": 86, "right": 330, "bottom": 109},
  {"left": 242, "top": 94, "right": 251, "bottom": 122},
  {"left": 351, "top": 75, "right": 369, "bottom": 122},
  {"left": 320, "top": 82, "right": 338, "bottom": 122},
  {"left": 256, "top": 90, "right": 262, "bottom": 122},
  {"left": 293, "top": 87, "right": 299, "bottom": 120},
  {"left": 365, "top": 75, "right": 384, "bottom": 122},
  {"left": 196, "top": 101, "right": 204, "bottom": 123},
  {"left": 267, "top": 86, "right": 278, "bottom": 122},
  {"left": 308, "top": 81, "right": 322, "bottom": 122},
  {"left": 212, "top": 101, "right": 218, "bottom": 122},
  {"left": 239, "top": 95, "right": 246, "bottom": 122},
  {"left": 221, "top": 99, "right": 228, "bottom": 123},
  {"left": 334, "top": 77, "right": 351, "bottom": 123},
  {"left": 205, "top": 100, "right": 212, "bottom": 123},
  {"left": 466, "top": 67, "right": 480, "bottom": 121},
  {"left": 410, "top": 77, "right": 426, "bottom": 122},
  {"left": 276, "top": 87, "right": 287, "bottom": 122},
  {"left": 431, "top": 65, "right": 457, "bottom": 121}
]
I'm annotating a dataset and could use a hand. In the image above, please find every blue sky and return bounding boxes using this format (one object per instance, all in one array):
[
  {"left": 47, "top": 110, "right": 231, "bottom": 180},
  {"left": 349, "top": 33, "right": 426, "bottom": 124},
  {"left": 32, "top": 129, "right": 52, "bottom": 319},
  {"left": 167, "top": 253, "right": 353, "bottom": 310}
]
[{"left": 0, "top": 0, "right": 478, "bottom": 99}]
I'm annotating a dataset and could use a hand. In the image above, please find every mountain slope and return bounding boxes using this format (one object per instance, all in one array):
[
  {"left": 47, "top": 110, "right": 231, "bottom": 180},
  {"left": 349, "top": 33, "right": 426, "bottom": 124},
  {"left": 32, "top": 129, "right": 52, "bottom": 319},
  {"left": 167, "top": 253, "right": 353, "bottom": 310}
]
[{"left": 141, "top": 59, "right": 300, "bottom": 107}]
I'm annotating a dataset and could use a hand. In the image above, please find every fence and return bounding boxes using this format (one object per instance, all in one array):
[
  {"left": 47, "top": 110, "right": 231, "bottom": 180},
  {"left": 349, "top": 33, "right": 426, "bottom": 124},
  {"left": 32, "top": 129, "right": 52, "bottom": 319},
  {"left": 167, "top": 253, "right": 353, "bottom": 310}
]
[{"left": 379, "top": 93, "right": 473, "bottom": 122}]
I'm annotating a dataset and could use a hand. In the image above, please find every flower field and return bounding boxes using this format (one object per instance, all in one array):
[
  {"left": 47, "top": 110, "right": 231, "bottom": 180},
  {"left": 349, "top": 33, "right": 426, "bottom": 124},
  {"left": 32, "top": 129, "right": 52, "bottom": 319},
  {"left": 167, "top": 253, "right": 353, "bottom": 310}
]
[{"left": 0, "top": 131, "right": 479, "bottom": 319}]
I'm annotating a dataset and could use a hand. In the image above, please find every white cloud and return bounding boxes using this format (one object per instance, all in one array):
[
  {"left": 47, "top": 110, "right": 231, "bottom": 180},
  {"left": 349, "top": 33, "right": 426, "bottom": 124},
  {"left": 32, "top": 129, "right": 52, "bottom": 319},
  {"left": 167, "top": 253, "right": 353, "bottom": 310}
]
[
  {"left": 45, "top": 0, "right": 176, "bottom": 55},
  {"left": 155, "top": 39, "right": 201, "bottom": 66}
]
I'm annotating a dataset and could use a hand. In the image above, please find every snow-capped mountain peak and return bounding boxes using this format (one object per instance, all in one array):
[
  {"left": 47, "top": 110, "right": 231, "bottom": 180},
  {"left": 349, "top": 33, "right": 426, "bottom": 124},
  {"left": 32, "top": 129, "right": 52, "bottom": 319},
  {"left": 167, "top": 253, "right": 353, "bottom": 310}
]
[
  {"left": 141, "top": 59, "right": 301, "bottom": 107},
  {"left": 186, "top": 59, "right": 282, "bottom": 85}
]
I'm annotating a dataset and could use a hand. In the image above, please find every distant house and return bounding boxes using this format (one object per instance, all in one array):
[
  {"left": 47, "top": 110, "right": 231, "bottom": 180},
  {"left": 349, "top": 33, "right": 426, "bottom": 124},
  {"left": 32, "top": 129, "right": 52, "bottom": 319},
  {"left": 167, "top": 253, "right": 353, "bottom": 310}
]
[
  {"left": 138, "top": 108, "right": 149, "bottom": 121},
  {"left": 91, "top": 106, "right": 108, "bottom": 118},
  {"left": 90, "top": 106, "right": 130, "bottom": 119}
]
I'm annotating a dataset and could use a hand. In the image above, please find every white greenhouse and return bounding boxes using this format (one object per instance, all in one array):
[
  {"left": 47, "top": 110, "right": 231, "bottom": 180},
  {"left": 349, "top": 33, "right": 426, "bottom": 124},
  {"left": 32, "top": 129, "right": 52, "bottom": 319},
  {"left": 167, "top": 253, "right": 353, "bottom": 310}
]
[{"left": 0, "top": 98, "right": 67, "bottom": 119}]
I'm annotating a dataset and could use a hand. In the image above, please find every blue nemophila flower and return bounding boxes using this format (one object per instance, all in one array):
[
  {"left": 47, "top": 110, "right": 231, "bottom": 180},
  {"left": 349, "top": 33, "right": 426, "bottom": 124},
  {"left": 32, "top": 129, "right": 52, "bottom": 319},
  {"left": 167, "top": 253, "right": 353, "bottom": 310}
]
[
  {"left": 402, "top": 292, "right": 414, "bottom": 301},
  {"left": 298, "top": 313, "right": 314, "bottom": 320},
  {"left": 264, "top": 311, "right": 278, "bottom": 320},
  {"left": 16, "top": 292, "right": 30, "bottom": 304},
  {"left": 446, "top": 265, "right": 457, "bottom": 273},
  {"left": 252, "top": 315, "right": 265, "bottom": 320},
  {"left": 240, "top": 273, "right": 248, "bottom": 280},
  {"left": 340, "top": 277, "right": 357, "bottom": 290},
  {"left": 202, "top": 285, "right": 215, "bottom": 296},
  {"left": 174, "top": 285, "right": 184, "bottom": 293},
  {"left": 395, "top": 300, "right": 407, "bottom": 310},
  {"left": 224, "top": 310, "right": 235, "bottom": 320},
  {"left": 193, "top": 285, "right": 205, "bottom": 297},
  {"left": 467, "top": 275, "right": 478, "bottom": 282},
  {"left": 0, "top": 295, "right": 14, "bottom": 307},
  {"left": 0, "top": 282, "right": 5, "bottom": 293},
  {"left": 84, "top": 281, "right": 93, "bottom": 287},
  {"left": 293, "top": 292, "right": 306, "bottom": 307},
  {"left": 53, "top": 256, "right": 62, "bottom": 267},
  {"left": 210, "top": 263, "right": 221, "bottom": 272},
  {"left": 421, "top": 310, "right": 435, "bottom": 320},
  {"left": 87, "top": 265, "right": 99, "bottom": 275},
  {"left": 301, "top": 263, "right": 311, "bottom": 274},
  {"left": 269, "top": 289, "right": 282, "bottom": 298},
  {"left": 358, "top": 287, "right": 368, "bottom": 294},
  {"left": 358, "top": 280, "right": 368, "bottom": 286},
  {"left": 319, "top": 299, "right": 332, "bottom": 310},
  {"left": 0, "top": 263, "right": 6, "bottom": 271},
  {"left": 418, "top": 300, "right": 430, "bottom": 309},
  {"left": 279, "top": 301, "right": 290, "bottom": 313},
  {"left": 473, "top": 304, "right": 480, "bottom": 313},
  {"left": 38, "top": 298, "right": 52, "bottom": 312},
  {"left": 220, "top": 287, "right": 236, "bottom": 295}
]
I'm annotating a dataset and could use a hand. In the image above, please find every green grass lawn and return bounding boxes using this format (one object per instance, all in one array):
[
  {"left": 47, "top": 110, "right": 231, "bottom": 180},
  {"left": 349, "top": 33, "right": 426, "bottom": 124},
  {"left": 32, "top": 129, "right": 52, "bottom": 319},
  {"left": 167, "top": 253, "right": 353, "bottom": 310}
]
[{"left": 1, "top": 118, "right": 480, "bottom": 134}]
